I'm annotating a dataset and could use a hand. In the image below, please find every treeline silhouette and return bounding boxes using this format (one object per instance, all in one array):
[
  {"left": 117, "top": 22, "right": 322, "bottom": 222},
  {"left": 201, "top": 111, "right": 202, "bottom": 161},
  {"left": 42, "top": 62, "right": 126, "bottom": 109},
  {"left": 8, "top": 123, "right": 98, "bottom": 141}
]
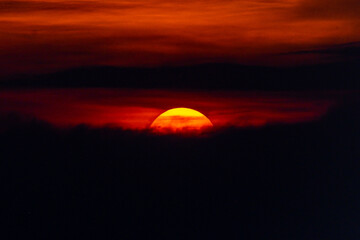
[{"left": 1, "top": 103, "right": 360, "bottom": 239}]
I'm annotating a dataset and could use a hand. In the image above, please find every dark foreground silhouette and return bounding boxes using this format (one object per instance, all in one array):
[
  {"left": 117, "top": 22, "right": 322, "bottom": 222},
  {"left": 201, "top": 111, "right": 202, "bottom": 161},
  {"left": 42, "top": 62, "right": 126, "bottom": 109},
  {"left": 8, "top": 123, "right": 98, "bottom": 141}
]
[{"left": 1, "top": 103, "right": 360, "bottom": 240}]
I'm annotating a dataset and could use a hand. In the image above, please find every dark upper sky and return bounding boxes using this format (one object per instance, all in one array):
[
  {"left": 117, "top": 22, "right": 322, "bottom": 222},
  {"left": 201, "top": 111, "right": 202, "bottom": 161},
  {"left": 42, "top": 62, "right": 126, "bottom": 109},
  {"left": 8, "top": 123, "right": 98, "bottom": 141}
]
[{"left": 0, "top": 0, "right": 360, "bottom": 76}]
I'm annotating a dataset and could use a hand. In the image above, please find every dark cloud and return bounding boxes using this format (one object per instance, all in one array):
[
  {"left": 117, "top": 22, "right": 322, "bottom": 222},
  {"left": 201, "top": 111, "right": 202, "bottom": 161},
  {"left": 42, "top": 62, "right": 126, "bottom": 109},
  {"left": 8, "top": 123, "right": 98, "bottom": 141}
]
[
  {"left": 295, "top": 0, "right": 360, "bottom": 19},
  {"left": 280, "top": 41, "right": 360, "bottom": 61}
]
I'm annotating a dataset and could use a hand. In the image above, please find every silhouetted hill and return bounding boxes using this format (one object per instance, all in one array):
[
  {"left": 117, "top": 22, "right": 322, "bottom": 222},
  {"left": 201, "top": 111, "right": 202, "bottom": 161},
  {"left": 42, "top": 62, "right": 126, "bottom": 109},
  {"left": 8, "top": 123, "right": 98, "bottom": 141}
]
[
  {"left": 1, "top": 61, "right": 360, "bottom": 90},
  {"left": 1, "top": 102, "right": 360, "bottom": 239}
]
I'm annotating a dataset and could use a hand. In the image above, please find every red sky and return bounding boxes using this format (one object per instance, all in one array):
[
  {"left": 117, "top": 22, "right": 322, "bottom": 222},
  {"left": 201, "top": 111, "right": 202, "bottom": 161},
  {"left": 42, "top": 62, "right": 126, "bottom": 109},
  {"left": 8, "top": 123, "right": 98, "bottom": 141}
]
[
  {"left": 0, "top": 0, "right": 359, "bottom": 76},
  {"left": 0, "top": 89, "right": 338, "bottom": 130}
]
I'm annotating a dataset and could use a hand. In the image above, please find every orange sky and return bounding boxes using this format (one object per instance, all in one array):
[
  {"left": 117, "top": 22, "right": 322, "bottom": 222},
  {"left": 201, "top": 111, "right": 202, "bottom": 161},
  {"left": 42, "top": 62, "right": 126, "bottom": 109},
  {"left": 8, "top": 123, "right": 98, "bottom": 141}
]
[{"left": 0, "top": 0, "right": 359, "bottom": 75}]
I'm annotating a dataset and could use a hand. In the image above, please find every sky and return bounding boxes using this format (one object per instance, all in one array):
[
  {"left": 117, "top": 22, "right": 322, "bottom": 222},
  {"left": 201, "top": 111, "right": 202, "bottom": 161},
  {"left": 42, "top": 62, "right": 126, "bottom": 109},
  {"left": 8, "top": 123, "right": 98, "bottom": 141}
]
[{"left": 0, "top": 0, "right": 360, "bottom": 76}]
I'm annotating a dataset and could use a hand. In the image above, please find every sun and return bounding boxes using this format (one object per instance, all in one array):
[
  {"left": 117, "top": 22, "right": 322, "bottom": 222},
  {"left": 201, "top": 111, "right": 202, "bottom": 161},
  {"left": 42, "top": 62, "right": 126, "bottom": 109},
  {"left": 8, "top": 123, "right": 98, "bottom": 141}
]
[{"left": 150, "top": 108, "right": 213, "bottom": 134}]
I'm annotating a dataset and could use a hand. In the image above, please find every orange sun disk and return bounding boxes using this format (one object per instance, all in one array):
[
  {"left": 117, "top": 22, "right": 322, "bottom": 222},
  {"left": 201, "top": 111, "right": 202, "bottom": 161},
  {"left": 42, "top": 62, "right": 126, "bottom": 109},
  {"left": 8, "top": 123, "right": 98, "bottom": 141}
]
[{"left": 150, "top": 108, "right": 213, "bottom": 134}]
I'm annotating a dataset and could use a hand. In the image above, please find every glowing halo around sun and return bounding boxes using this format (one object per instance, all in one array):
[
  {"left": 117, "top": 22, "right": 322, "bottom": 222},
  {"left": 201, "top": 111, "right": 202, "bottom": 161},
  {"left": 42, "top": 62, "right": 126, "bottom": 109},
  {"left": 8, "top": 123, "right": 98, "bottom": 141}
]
[{"left": 150, "top": 108, "right": 213, "bottom": 134}]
